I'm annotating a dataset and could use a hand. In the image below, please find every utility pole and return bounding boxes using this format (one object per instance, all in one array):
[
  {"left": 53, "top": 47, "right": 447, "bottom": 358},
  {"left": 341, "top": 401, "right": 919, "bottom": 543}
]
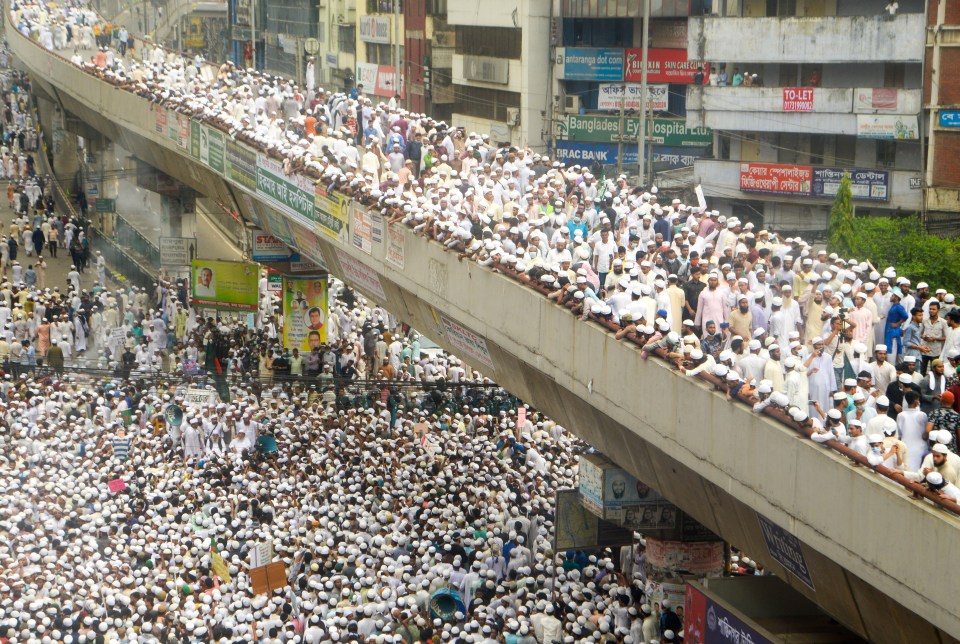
[
  {"left": 393, "top": 0, "right": 402, "bottom": 105},
  {"left": 617, "top": 83, "right": 625, "bottom": 175},
  {"left": 636, "top": 0, "right": 651, "bottom": 186}
]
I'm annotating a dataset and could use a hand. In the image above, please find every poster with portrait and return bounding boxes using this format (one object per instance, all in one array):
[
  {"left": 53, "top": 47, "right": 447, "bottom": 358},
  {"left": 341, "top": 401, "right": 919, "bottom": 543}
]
[
  {"left": 190, "top": 260, "right": 259, "bottom": 311},
  {"left": 282, "top": 276, "right": 328, "bottom": 352}
]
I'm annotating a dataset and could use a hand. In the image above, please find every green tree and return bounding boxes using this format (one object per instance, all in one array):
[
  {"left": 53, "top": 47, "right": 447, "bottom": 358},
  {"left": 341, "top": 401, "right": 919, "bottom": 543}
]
[{"left": 827, "top": 174, "right": 855, "bottom": 257}]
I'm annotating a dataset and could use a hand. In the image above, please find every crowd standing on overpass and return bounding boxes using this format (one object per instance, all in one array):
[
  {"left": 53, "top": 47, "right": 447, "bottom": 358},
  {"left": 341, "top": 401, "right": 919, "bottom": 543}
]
[{"left": 4, "top": 0, "right": 960, "bottom": 639}]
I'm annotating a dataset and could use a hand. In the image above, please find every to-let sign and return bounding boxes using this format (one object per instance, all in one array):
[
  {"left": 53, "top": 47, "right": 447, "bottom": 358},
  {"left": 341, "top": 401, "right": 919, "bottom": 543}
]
[{"left": 782, "top": 87, "right": 814, "bottom": 112}]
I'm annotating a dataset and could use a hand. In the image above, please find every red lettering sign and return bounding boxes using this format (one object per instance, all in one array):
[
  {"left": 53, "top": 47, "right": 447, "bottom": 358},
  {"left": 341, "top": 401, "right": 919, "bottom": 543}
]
[
  {"left": 624, "top": 48, "right": 705, "bottom": 84},
  {"left": 782, "top": 87, "right": 815, "bottom": 112},
  {"left": 740, "top": 163, "right": 813, "bottom": 196}
]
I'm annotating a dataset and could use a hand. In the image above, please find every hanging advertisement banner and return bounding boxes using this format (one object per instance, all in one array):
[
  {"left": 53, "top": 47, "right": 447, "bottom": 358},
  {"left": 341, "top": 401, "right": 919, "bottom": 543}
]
[
  {"left": 252, "top": 231, "right": 294, "bottom": 261},
  {"left": 356, "top": 63, "right": 406, "bottom": 98},
  {"left": 282, "top": 275, "right": 328, "bottom": 351},
  {"left": 856, "top": 114, "right": 919, "bottom": 139},
  {"left": 256, "top": 154, "right": 317, "bottom": 227},
  {"left": 190, "top": 260, "right": 260, "bottom": 311}
]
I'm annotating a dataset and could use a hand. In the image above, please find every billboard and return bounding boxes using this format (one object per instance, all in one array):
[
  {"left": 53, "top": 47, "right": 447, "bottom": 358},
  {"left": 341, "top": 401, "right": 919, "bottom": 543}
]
[
  {"left": 562, "top": 48, "right": 624, "bottom": 82},
  {"left": 282, "top": 276, "right": 329, "bottom": 351},
  {"left": 190, "top": 260, "right": 260, "bottom": 311},
  {"left": 625, "top": 47, "right": 704, "bottom": 84},
  {"left": 811, "top": 167, "right": 889, "bottom": 202},
  {"left": 739, "top": 163, "right": 812, "bottom": 196},
  {"left": 740, "top": 163, "right": 890, "bottom": 202},
  {"left": 684, "top": 583, "right": 776, "bottom": 644},
  {"left": 356, "top": 63, "right": 406, "bottom": 98},
  {"left": 597, "top": 83, "right": 669, "bottom": 112},
  {"left": 252, "top": 231, "right": 295, "bottom": 261},
  {"left": 556, "top": 114, "right": 713, "bottom": 147},
  {"left": 856, "top": 114, "right": 919, "bottom": 139}
]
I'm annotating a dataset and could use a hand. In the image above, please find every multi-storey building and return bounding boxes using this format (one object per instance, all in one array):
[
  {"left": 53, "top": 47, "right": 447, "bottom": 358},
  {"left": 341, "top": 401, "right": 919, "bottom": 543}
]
[
  {"left": 686, "top": 0, "right": 925, "bottom": 233},
  {"left": 552, "top": 0, "right": 713, "bottom": 177},
  {"left": 925, "top": 0, "right": 960, "bottom": 232},
  {"left": 445, "top": 0, "right": 551, "bottom": 147}
]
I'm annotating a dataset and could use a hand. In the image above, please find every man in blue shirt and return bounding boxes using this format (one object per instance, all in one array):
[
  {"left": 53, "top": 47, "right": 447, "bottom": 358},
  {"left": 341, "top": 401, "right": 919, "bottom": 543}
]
[
  {"left": 902, "top": 307, "right": 925, "bottom": 363},
  {"left": 884, "top": 292, "right": 909, "bottom": 360}
]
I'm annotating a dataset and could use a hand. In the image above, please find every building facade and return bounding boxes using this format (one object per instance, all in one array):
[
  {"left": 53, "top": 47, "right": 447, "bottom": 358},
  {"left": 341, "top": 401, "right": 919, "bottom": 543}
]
[
  {"left": 686, "top": 0, "right": 926, "bottom": 233},
  {"left": 925, "top": 0, "right": 960, "bottom": 232},
  {"left": 446, "top": 0, "right": 551, "bottom": 147},
  {"left": 552, "top": 0, "right": 713, "bottom": 178}
]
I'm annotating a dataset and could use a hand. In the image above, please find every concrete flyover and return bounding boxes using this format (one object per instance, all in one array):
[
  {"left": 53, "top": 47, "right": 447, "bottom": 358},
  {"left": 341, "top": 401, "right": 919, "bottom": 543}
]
[{"left": 10, "top": 20, "right": 960, "bottom": 644}]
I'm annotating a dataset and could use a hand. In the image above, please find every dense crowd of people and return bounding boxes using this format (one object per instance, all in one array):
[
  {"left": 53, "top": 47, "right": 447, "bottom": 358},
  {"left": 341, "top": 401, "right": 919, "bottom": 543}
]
[{"left": 4, "top": 1, "right": 960, "bottom": 640}]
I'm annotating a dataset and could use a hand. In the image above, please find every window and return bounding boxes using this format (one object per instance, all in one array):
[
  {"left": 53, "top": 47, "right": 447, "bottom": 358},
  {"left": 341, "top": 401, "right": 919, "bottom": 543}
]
[
  {"left": 877, "top": 140, "right": 897, "bottom": 168},
  {"left": 809, "top": 136, "right": 824, "bottom": 166},
  {"left": 454, "top": 86, "right": 520, "bottom": 121},
  {"left": 426, "top": 0, "right": 446, "bottom": 15},
  {"left": 718, "top": 133, "right": 731, "bottom": 160},
  {"left": 366, "top": 43, "right": 402, "bottom": 64},
  {"left": 455, "top": 26, "right": 522, "bottom": 59},
  {"left": 884, "top": 63, "right": 905, "bottom": 89},
  {"left": 338, "top": 25, "right": 356, "bottom": 54},
  {"left": 368, "top": 0, "right": 402, "bottom": 13},
  {"left": 834, "top": 135, "right": 857, "bottom": 167}
]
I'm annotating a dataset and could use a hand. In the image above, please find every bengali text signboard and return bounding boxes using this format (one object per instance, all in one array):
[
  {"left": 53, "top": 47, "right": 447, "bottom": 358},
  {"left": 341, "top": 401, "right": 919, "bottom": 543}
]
[
  {"left": 256, "top": 154, "right": 317, "bottom": 228},
  {"left": 739, "top": 163, "right": 812, "bottom": 196},
  {"left": 597, "top": 83, "right": 669, "bottom": 112}
]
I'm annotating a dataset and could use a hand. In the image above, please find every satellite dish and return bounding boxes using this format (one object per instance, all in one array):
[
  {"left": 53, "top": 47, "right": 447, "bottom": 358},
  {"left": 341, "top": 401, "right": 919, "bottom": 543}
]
[
  {"left": 165, "top": 404, "right": 184, "bottom": 427},
  {"left": 304, "top": 38, "right": 320, "bottom": 55}
]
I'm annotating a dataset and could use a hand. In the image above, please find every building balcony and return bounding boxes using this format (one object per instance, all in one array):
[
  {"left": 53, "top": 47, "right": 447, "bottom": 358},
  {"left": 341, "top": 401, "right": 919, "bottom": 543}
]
[
  {"left": 688, "top": 13, "right": 924, "bottom": 64},
  {"left": 694, "top": 159, "right": 922, "bottom": 212},
  {"left": 686, "top": 86, "right": 922, "bottom": 135}
]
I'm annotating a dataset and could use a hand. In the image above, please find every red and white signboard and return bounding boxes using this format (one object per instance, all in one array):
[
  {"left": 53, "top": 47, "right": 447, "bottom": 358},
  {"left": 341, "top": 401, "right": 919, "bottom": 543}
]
[
  {"left": 782, "top": 87, "right": 814, "bottom": 112},
  {"left": 597, "top": 83, "right": 669, "bottom": 112},
  {"left": 624, "top": 48, "right": 704, "bottom": 84},
  {"left": 356, "top": 63, "right": 406, "bottom": 99}
]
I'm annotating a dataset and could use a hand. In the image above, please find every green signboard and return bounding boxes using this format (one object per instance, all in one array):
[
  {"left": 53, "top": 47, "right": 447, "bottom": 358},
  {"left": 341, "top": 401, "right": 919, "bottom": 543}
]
[
  {"left": 225, "top": 141, "right": 257, "bottom": 191},
  {"left": 556, "top": 114, "right": 713, "bottom": 147},
  {"left": 190, "top": 259, "right": 260, "bottom": 311},
  {"left": 256, "top": 158, "right": 316, "bottom": 224},
  {"left": 95, "top": 198, "right": 116, "bottom": 213},
  {"left": 201, "top": 126, "right": 226, "bottom": 174},
  {"left": 190, "top": 121, "right": 201, "bottom": 159}
]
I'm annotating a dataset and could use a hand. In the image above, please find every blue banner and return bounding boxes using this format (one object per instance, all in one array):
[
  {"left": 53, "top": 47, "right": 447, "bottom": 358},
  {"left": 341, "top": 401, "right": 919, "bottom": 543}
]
[
  {"left": 563, "top": 48, "right": 624, "bottom": 82},
  {"left": 940, "top": 110, "right": 960, "bottom": 128},
  {"left": 556, "top": 142, "right": 708, "bottom": 169},
  {"left": 810, "top": 167, "right": 889, "bottom": 203}
]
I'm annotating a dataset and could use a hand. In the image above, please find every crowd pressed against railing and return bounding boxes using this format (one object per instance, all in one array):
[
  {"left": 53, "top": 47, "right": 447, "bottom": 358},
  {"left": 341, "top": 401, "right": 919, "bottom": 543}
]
[
  {"left": 13, "top": 0, "right": 960, "bottom": 501},
  {"left": 2, "top": 1, "right": 960, "bottom": 641}
]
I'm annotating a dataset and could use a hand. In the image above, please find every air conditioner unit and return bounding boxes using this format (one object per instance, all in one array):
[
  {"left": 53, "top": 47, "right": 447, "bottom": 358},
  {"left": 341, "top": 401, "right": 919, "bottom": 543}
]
[
  {"left": 506, "top": 108, "right": 521, "bottom": 126},
  {"left": 564, "top": 95, "right": 581, "bottom": 114}
]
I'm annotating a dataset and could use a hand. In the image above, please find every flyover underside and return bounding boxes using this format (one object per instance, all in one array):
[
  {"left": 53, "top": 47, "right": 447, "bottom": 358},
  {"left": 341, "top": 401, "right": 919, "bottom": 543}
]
[{"left": 15, "top": 30, "right": 960, "bottom": 644}]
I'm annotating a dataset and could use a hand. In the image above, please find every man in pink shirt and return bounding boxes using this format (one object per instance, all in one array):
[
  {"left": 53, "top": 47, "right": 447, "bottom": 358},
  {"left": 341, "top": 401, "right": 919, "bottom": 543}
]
[{"left": 694, "top": 272, "right": 728, "bottom": 333}]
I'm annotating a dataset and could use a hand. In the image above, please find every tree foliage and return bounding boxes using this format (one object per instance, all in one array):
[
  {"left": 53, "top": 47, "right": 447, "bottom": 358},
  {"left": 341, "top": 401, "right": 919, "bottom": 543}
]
[
  {"left": 842, "top": 216, "right": 960, "bottom": 292},
  {"left": 827, "top": 174, "right": 855, "bottom": 257},
  {"left": 825, "top": 172, "right": 959, "bottom": 290}
]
